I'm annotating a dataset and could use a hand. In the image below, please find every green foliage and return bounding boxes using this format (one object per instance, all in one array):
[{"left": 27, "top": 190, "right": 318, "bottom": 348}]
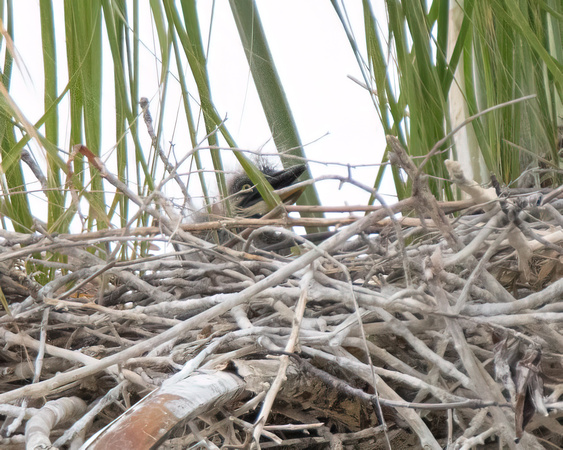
[
  {"left": 346, "top": 0, "right": 454, "bottom": 202},
  {"left": 0, "top": 0, "right": 328, "bottom": 278},
  {"left": 0, "top": 1, "right": 33, "bottom": 234},
  {"left": 229, "top": 1, "right": 322, "bottom": 216},
  {"left": 340, "top": 0, "right": 562, "bottom": 200},
  {"left": 467, "top": 0, "right": 562, "bottom": 186},
  {"left": 0, "top": 0, "right": 560, "bottom": 284}
]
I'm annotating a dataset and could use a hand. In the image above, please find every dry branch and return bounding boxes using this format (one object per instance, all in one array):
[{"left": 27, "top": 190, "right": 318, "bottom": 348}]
[{"left": 2, "top": 145, "right": 563, "bottom": 449}]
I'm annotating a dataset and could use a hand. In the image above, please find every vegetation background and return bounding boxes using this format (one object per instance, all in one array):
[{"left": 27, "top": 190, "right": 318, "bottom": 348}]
[{"left": 0, "top": 0, "right": 561, "bottom": 275}]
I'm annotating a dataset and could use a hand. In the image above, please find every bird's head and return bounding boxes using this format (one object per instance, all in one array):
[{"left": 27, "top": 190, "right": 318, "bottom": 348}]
[{"left": 228, "top": 164, "right": 306, "bottom": 218}]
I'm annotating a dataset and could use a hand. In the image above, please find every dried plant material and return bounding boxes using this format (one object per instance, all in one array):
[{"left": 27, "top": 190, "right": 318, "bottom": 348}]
[
  {"left": 514, "top": 348, "right": 545, "bottom": 441},
  {"left": 83, "top": 371, "right": 245, "bottom": 450},
  {"left": 493, "top": 334, "right": 520, "bottom": 402},
  {"left": 388, "top": 136, "right": 459, "bottom": 249},
  {"left": 25, "top": 397, "right": 87, "bottom": 449},
  {"left": 3, "top": 143, "right": 563, "bottom": 449},
  {"left": 445, "top": 158, "right": 537, "bottom": 280},
  {"left": 444, "top": 159, "right": 497, "bottom": 205},
  {"left": 508, "top": 226, "right": 534, "bottom": 281}
]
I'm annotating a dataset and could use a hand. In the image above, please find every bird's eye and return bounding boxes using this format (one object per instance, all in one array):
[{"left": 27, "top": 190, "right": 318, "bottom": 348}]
[{"left": 241, "top": 184, "right": 252, "bottom": 191}]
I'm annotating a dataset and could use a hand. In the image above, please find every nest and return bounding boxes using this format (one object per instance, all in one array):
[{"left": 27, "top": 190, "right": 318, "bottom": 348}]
[{"left": 2, "top": 140, "right": 563, "bottom": 449}]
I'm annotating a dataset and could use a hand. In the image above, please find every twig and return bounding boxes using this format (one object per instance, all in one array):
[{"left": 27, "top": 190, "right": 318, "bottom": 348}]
[{"left": 252, "top": 268, "right": 313, "bottom": 446}]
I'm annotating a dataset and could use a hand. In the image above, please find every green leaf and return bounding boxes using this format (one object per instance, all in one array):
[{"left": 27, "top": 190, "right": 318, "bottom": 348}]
[{"left": 229, "top": 0, "right": 323, "bottom": 231}]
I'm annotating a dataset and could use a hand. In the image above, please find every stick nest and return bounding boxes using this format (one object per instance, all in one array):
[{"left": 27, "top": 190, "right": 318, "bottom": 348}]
[{"left": 2, "top": 155, "right": 563, "bottom": 449}]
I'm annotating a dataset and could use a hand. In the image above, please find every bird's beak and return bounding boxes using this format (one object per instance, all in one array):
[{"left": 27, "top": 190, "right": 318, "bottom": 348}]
[{"left": 270, "top": 164, "right": 307, "bottom": 205}]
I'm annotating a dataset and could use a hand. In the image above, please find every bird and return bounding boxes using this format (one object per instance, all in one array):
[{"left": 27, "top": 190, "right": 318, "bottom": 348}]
[
  {"left": 195, "top": 163, "right": 307, "bottom": 250},
  {"left": 227, "top": 163, "right": 306, "bottom": 218}
]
